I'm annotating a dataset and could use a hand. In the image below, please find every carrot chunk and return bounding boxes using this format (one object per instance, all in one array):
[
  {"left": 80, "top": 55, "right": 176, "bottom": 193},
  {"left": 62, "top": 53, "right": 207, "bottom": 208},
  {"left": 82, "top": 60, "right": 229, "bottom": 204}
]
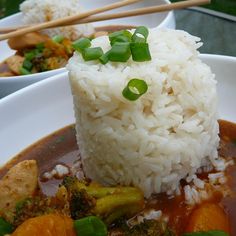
[
  {"left": 186, "top": 203, "right": 230, "bottom": 233},
  {"left": 11, "top": 214, "right": 76, "bottom": 236}
]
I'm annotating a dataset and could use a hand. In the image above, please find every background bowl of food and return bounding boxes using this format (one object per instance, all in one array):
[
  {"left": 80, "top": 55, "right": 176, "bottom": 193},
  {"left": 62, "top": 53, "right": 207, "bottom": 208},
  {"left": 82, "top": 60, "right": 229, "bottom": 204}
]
[
  {"left": 0, "top": 21, "right": 235, "bottom": 234},
  {"left": 0, "top": 0, "right": 175, "bottom": 98}
]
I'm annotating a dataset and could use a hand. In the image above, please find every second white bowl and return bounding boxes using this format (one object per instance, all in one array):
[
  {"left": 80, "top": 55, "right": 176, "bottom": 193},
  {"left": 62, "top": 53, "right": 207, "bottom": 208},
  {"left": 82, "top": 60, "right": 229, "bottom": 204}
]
[{"left": 0, "top": 0, "right": 175, "bottom": 98}]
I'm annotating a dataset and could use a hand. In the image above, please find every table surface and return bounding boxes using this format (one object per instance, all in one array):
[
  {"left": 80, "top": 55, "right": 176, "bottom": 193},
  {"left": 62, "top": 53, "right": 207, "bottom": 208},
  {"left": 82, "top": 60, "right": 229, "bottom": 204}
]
[
  {"left": 175, "top": 9, "right": 236, "bottom": 57},
  {"left": 0, "top": 1, "right": 235, "bottom": 57}
]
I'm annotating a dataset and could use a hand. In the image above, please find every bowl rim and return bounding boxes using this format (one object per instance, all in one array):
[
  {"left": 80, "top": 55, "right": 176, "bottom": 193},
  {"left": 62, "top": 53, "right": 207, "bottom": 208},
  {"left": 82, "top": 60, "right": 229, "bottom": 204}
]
[{"left": 1, "top": 53, "right": 236, "bottom": 102}]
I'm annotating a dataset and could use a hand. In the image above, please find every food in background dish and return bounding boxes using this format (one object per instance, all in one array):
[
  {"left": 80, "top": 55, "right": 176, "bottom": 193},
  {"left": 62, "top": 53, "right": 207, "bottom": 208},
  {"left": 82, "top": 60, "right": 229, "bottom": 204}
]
[
  {"left": 0, "top": 27, "right": 235, "bottom": 236},
  {"left": 0, "top": 0, "right": 94, "bottom": 77},
  {"left": 0, "top": 33, "right": 73, "bottom": 76},
  {"left": 20, "top": 0, "right": 94, "bottom": 40},
  {"left": 0, "top": 0, "right": 134, "bottom": 77}
]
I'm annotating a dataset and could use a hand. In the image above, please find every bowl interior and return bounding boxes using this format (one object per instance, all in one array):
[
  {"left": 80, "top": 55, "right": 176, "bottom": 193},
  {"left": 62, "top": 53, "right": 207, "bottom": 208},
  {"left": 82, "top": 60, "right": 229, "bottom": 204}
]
[
  {"left": 0, "top": 54, "right": 235, "bottom": 166},
  {"left": 80, "top": 0, "right": 173, "bottom": 28}
]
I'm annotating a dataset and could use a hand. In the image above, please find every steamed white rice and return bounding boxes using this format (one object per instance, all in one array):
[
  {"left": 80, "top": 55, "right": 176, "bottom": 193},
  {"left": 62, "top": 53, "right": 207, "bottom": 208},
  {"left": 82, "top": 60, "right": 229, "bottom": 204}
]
[
  {"left": 20, "top": 0, "right": 94, "bottom": 40},
  {"left": 67, "top": 28, "right": 220, "bottom": 197}
]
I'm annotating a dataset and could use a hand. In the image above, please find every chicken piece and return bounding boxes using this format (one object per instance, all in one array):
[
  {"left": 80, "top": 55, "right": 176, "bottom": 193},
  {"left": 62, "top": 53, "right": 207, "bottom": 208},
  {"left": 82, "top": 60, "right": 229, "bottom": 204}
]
[
  {"left": 0, "top": 160, "right": 38, "bottom": 214},
  {"left": 11, "top": 214, "right": 76, "bottom": 236},
  {"left": 8, "top": 32, "right": 49, "bottom": 51},
  {"left": 0, "top": 62, "right": 15, "bottom": 77},
  {"left": 5, "top": 55, "right": 24, "bottom": 75},
  {"left": 0, "top": 71, "right": 15, "bottom": 77}
]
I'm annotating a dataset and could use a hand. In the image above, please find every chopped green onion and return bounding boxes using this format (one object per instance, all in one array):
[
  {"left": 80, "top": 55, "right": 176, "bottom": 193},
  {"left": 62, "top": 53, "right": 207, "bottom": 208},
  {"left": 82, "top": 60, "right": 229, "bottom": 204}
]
[
  {"left": 109, "top": 30, "right": 125, "bottom": 42},
  {"left": 108, "top": 42, "right": 131, "bottom": 62},
  {"left": 36, "top": 43, "right": 45, "bottom": 51},
  {"left": 122, "top": 78, "right": 148, "bottom": 101},
  {"left": 74, "top": 216, "right": 107, "bottom": 236},
  {"left": 130, "top": 42, "right": 151, "bottom": 62},
  {"left": 0, "top": 218, "right": 14, "bottom": 236},
  {"left": 72, "top": 38, "right": 91, "bottom": 51},
  {"left": 109, "top": 30, "right": 132, "bottom": 45},
  {"left": 132, "top": 35, "right": 146, "bottom": 43},
  {"left": 24, "top": 51, "right": 36, "bottom": 61},
  {"left": 19, "top": 67, "right": 31, "bottom": 75},
  {"left": 82, "top": 47, "right": 103, "bottom": 61},
  {"left": 99, "top": 52, "right": 109, "bottom": 65},
  {"left": 123, "top": 30, "right": 132, "bottom": 40},
  {"left": 132, "top": 26, "right": 149, "bottom": 43},
  {"left": 25, "top": 48, "right": 42, "bottom": 61},
  {"left": 52, "top": 35, "right": 64, "bottom": 43},
  {"left": 110, "top": 35, "right": 131, "bottom": 46},
  {"left": 23, "top": 59, "right": 33, "bottom": 71}
]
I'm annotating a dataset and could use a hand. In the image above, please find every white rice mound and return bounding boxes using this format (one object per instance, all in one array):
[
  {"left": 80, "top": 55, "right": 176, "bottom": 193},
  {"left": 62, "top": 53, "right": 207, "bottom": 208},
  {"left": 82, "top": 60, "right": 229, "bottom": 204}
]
[
  {"left": 20, "top": 0, "right": 94, "bottom": 40},
  {"left": 67, "top": 28, "right": 220, "bottom": 197}
]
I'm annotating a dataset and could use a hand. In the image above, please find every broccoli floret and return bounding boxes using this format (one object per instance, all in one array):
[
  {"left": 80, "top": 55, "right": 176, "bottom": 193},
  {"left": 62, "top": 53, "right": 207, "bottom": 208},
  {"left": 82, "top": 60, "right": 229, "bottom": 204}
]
[
  {"left": 62, "top": 176, "right": 79, "bottom": 190},
  {"left": 61, "top": 176, "right": 144, "bottom": 224},
  {"left": 62, "top": 176, "right": 95, "bottom": 219},
  {"left": 13, "top": 197, "right": 53, "bottom": 227},
  {"left": 70, "top": 189, "right": 95, "bottom": 219}
]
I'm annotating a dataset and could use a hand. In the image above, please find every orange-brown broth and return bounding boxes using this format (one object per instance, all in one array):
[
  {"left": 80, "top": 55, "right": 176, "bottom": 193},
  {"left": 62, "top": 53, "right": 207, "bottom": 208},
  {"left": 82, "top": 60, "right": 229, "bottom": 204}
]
[{"left": 0, "top": 120, "right": 235, "bottom": 235}]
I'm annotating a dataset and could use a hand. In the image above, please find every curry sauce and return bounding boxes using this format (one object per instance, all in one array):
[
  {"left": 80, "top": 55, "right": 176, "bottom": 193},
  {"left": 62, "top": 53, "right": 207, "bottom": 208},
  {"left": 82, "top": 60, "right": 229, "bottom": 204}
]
[{"left": 0, "top": 120, "right": 235, "bottom": 235}]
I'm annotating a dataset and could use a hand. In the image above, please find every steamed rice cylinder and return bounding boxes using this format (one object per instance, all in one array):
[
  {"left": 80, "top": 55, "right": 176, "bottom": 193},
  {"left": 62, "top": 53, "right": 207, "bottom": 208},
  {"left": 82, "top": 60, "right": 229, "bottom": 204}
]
[
  {"left": 67, "top": 28, "right": 219, "bottom": 197},
  {"left": 20, "top": 0, "right": 94, "bottom": 40}
]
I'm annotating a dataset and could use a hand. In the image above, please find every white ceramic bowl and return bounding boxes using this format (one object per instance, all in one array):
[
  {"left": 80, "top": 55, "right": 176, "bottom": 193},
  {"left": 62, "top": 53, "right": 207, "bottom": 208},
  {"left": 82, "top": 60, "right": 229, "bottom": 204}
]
[
  {"left": 0, "top": 0, "right": 175, "bottom": 98},
  {"left": 0, "top": 54, "right": 235, "bottom": 166}
]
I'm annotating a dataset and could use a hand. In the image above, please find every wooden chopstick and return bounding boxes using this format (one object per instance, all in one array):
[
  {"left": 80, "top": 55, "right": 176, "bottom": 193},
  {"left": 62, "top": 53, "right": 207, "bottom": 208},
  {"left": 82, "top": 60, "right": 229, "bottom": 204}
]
[
  {"left": 70, "top": 0, "right": 211, "bottom": 26},
  {"left": 0, "top": 0, "right": 144, "bottom": 41},
  {"left": 0, "top": 0, "right": 210, "bottom": 39}
]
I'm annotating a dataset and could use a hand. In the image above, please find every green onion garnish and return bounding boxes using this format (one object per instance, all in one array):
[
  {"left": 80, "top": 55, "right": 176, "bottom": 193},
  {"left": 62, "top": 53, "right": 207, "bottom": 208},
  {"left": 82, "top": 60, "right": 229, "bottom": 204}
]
[
  {"left": 110, "top": 35, "right": 131, "bottom": 45},
  {"left": 19, "top": 67, "right": 31, "bottom": 75},
  {"left": 24, "top": 51, "right": 36, "bottom": 61},
  {"left": 109, "top": 30, "right": 125, "bottom": 42},
  {"left": 25, "top": 48, "right": 42, "bottom": 61},
  {"left": 82, "top": 47, "right": 104, "bottom": 61},
  {"left": 74, "top": 216, "right": 107, "bottom": 236},
  {"left": 72, "top": 38, "right": 91, "bottom": 51},
  {"left": 130, "top": 43, "right": 151, "bottom": 62},
  {"left": 109, "top": 30, "right": 132, "bottom": 45},
  {"left": 52, "top": 35, "right": 64, "bottom": 43},
  {"left": 122, "top": 78, "right": 148, "bottom": 101},
  {"left": 108, "top": 42, "right": 131, "bottom": 62},
  {"left": 74, "top": 26, "right": 151, "bottom": 64},
  {"left": 23, "top": 59, "right": 33, "bottom": 71},
  {"left": 99, "top": 52, "right": 109, "bottom": 65},
  {"left": 36, "top": 43, "right": 45, "bottom": 51},
  {"left": 0, "top": 217, "right": 14, "bottom": 236},
  {"left": 132, "top": 26, "right": 149, "bottom": 43}
]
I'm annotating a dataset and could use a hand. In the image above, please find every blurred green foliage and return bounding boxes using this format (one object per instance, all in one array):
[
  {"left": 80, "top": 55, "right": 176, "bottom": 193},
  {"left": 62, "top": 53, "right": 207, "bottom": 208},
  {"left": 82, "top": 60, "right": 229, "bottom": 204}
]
[
  {"left": 0, "top": 0, "right": 235, "bottom": 18},
  {"left": 171, "top": 0, "right": 236, "bottom": 16},
  {"left": 0, "top": 0, "right": 23, "bottom": 18}
]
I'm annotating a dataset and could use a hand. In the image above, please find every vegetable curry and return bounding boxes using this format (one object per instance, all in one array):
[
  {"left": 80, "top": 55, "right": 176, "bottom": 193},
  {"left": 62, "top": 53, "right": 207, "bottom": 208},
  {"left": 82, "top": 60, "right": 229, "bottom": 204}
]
[
  {"left": 0, "top": 25, "right": 134, "bottom": 77},
  {"left": 0, "top": 120, "right": 235, "bottom": 236}
]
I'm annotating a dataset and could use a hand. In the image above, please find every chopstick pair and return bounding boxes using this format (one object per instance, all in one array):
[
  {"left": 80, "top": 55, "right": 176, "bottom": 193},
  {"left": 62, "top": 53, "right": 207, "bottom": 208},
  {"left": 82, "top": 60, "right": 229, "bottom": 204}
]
[{"left": 0, "top": 0, "right": 210, "bottom": 41}]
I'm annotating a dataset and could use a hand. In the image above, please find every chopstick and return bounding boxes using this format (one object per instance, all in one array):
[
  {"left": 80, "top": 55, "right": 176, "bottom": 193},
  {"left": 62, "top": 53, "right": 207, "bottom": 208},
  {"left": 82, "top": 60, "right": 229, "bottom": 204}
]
[
  {"left": 0, "top": 0, "right": 144, "bottom": 40},
  {"left": 0, "top": 0, "right": 210, "bottom": 40},
  {"left": 71, "top": 0, "right": 211, "bottom": 25}
]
